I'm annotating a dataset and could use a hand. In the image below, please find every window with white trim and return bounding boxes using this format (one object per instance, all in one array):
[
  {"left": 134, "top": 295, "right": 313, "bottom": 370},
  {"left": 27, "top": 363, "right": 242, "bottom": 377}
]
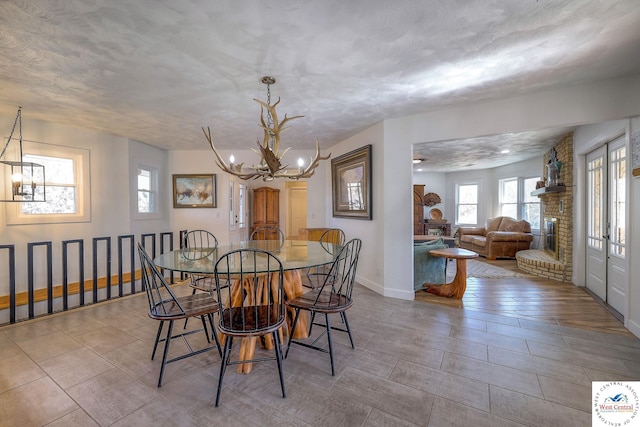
[
  {"left": 22, "top": 153, "right": 77, "bottom": 214},
  {"left": 456, "top": 183, "right": 478, "bottom": 225},
  {"left": 499, "top": 176, "right": 541, "bottom": 229},
  {"left": 6, "top": 142, "right": 90, "bottom": 225},
  {"left": 499, "top": 178, "right": 518, "bottom": 219},
  {"left": 522, "top": 177, "right": 541, "bottom": 230},
  {"left": 137, "top": 167, "right": 156, "bottom": 214}
]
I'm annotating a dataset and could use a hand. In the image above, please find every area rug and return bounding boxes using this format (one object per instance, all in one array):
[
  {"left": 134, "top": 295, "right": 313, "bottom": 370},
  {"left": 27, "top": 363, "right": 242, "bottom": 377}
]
[{"left": 446, "top": 258, "right": 532, "bottom": 279}]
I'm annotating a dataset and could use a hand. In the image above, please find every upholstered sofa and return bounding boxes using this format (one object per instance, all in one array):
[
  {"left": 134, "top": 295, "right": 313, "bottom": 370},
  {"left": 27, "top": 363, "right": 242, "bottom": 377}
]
[
  {"left": 457, "top": 216, "right": 533, "bottom": 260},
  {"left": 414, "top": 238, "right": 448, "bottom": 290}
]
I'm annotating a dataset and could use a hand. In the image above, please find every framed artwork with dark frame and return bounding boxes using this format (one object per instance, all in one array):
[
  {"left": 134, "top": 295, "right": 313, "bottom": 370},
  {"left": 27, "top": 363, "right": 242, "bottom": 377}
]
[
  {"left": 172, "top": 174, "right": 217, "bottom": 208},
  {"left": 331, "top": 144, "right": 372, "bottom": 219}
]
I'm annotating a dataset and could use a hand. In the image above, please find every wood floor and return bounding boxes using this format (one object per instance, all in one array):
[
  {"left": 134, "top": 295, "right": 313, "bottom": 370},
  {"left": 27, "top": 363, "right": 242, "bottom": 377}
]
[
  {"left": 0, "top": 263, "right": 638, "bottom": 426},
  {"left": 415, "top": 258, "right": 633, "bottom": 337}
]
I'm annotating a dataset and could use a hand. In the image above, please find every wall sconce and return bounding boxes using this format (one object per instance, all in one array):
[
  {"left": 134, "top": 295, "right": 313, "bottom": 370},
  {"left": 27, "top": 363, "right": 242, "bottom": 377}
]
[{"left": 1, "top": 107, "right": 46, "bottom": 202}]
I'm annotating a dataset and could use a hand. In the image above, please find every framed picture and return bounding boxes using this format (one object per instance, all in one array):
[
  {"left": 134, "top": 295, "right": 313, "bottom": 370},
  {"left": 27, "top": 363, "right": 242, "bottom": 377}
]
[
  {"left": 331, "top": 144, "right": 372, "bottom": 219},
  {"left": 172, "top": 174, "right": 217, "bottom": 208}
]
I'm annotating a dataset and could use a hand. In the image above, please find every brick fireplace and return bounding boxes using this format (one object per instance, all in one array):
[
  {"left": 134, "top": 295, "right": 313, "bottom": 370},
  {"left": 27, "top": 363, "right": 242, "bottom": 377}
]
[
  {"left": 516, "top": 133, "right": 573, "bottom": 282},
  {"left": 543, "top": 216, "right": 559, "bottom": 260}
]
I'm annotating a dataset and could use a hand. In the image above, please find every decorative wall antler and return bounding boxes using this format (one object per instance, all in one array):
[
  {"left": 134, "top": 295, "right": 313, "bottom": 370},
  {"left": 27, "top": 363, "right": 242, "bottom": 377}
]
[{"left": 203, "top": 77, "right": 330, "bottom": 181}]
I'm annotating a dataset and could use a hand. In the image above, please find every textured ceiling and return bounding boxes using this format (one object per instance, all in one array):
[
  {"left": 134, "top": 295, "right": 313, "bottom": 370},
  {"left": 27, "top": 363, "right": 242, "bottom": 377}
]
[{"left": 1, "top": 0, "right": 640, "bottom": 171}]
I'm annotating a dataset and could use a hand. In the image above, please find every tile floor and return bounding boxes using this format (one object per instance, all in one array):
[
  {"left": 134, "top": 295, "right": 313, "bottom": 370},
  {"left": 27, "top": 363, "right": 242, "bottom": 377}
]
[{"left": 1, "top": 281, "right": 639, "bottom": 426}]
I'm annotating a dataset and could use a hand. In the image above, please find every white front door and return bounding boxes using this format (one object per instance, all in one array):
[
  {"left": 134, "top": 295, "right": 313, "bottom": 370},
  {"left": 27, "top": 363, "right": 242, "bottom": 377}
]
[
  {"left": 586, "top": 146, "right": 606, "bottom": 300},
  {"left": 606, "top": 137, "right": 627, "bottom": 315},
  {"left": 585, "top": 136, "right": 628, "bottom": 316},
  {"left": 228, "top": 178, "right": 248, "bottom": 244}
]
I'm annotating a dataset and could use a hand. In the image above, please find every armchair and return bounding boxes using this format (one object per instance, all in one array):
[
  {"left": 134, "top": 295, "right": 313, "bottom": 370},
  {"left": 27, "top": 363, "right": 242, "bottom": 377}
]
[
  {"left": 414, "top": 238, "right": 448, "bottom": 290},
  {"left": 457, "top": 216, "right": 533, "bottom": 260}
]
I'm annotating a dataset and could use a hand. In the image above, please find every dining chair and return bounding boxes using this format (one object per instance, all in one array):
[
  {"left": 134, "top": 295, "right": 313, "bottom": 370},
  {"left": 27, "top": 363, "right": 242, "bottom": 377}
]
[
  {"left": 182, "top": 229, "right": 219, "bottom": 294},
  {"left": 137, "top": 243, "right": 222, "bottom": 387},
  {"left": 285, "top": 238, "right": 362, "bottom": 376},
  {"left": 302, "top": 228, "right": 345, "bottom": 289},
  {"left": 250, "top": 225, "right": 285, "bottom": 244},
  {"left": 212, "top": 248, "right": 287, "bottom": 406}
]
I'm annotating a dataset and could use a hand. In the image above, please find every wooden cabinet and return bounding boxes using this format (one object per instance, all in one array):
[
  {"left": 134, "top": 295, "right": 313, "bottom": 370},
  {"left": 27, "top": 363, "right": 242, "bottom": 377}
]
[
  {"left": 252, "top": 187, "right": 280, "bottom": 237},
  {"left": 414, "top": 185, "right": 451, "bottom": 236},
  {"left": 425, "top": 221, "right": 451, "bottom": 236},
  {"left": 413, "top": 185, "right": 425, "bottom": 235}
]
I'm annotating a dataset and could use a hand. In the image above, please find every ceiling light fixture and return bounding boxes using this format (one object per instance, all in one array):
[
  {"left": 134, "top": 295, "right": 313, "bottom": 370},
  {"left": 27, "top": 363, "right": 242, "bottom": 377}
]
[
  {"left": 203, "top": 76, "right": 330, "bottom": 181},
  {"left": 413, "top": 158, "right": 424, "bottom": 164},
  {"left": 1, "top": 107, "right": 46, "bottom": 202}
]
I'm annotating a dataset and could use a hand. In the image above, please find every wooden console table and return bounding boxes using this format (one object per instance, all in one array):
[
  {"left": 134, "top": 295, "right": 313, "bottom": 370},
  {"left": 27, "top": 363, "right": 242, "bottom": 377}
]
[
  {"left": 298, "top": 228, "right": 331, "bottom": 241},
  {"left": 423, "top": 248, "right": 478, "bottom": 299}
]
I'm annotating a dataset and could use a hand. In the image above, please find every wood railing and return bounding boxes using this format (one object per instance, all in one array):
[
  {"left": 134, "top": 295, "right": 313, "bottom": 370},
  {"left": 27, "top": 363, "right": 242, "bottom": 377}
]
[{"left": 0, "top": 230, "right": 186, "bottom": 325}]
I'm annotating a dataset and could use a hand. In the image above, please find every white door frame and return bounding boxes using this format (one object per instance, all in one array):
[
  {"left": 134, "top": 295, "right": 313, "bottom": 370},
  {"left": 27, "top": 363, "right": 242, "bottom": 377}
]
[{"left": 584, "top": 134, "right": 629, "bottom": 317}]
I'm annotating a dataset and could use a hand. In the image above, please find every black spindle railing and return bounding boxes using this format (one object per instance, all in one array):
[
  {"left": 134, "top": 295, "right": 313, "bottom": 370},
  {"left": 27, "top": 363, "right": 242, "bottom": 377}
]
[
  {"left": 0, "top": 230, "right": 184, "bottom": 325},
  {"left": 27, "top": 241, "right": 53, "bottom": 319},
  {"left": 118, "top": 235, "right": 135, "bottom": 296},
  {"left": 0, "top": 245, "right": 16, "bottom": 324},
  {"left": 62, "top": 239, "right": 84, "bottom": 310}
]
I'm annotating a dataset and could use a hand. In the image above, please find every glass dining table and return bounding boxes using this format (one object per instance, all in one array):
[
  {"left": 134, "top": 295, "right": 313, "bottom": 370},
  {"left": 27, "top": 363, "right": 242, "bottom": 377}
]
[{"left": 153, "top": 239, "right": 340, "bottom": 373}]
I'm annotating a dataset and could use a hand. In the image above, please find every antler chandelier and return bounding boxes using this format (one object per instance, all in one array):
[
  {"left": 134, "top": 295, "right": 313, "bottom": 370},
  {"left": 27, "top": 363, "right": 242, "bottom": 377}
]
[{"left": 202, "top": 76, "right": 330, "bottom": 181}]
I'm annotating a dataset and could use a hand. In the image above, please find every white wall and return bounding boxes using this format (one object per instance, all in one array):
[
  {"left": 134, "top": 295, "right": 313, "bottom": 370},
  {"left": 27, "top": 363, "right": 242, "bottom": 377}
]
[
  {"left": 168, "top": 149, "right": 236, "bottom": 243},
  {"left": 167, "top": 147, "right": 328, "bottom": 243},
  {"left": 0, "top": 116, "right": 169, "bottom": 322},
  {"left": 129, "top": 140, "right": 169, "bottom": 237},
  {"left": 325, "top": 122, "right": 387, "bottom": 297}
]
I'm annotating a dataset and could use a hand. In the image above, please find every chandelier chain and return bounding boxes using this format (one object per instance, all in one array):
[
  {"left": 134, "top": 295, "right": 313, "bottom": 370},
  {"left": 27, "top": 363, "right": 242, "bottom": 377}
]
[
  {"left": 265, "top": 82, "right": 275, "bottom": 148},
  {"left": 0, "top": 106, "right": 22, "bottom": 159}
]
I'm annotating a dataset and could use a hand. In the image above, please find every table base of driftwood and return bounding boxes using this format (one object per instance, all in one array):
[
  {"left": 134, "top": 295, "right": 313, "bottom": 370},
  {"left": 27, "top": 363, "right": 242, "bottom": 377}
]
[
  {"left": 224, "top": 269, "right": 308, "bottom": 374},
  {"left": 423, "top": 248, "right": 478, "bottom": 299}
]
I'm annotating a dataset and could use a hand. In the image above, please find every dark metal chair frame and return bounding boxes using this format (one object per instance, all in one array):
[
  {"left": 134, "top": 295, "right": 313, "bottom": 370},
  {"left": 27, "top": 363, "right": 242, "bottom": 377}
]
[
  {"left": 182, "top": 229, "right": 219, "bottom": 293},
  {"left": 303, "top": 228, "right": 346, "bottom": 289},
  {"left": 137, "top": 243, "right": 222, "bottom": 387},
  {"left": 213, "top": 248, "right": 287, "bottom": 406},
  {"left": 285, "top": 238, "right": 362, "bottom": 376}
]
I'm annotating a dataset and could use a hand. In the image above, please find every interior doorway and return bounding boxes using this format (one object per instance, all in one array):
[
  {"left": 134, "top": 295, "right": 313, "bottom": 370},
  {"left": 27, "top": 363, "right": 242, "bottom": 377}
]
[
  {"left": 228, "top": 178, "right": 248, "bottom": 244},
  {"left": 585, "top": 134, "right": 628, "bottom": 317},
  {"left": 285, "top": 181, "right": 307, "bottom": 239}
]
